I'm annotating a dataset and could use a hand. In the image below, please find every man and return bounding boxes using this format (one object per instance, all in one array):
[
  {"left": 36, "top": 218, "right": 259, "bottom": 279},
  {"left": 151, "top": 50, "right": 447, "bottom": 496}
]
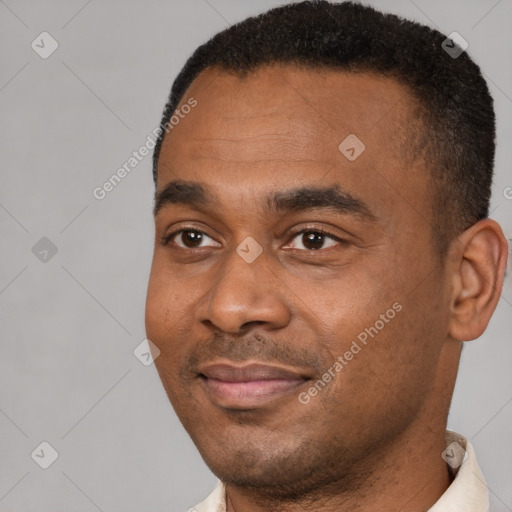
[{"left": 145, "top": 1, "right": 508, "bottom": 511}]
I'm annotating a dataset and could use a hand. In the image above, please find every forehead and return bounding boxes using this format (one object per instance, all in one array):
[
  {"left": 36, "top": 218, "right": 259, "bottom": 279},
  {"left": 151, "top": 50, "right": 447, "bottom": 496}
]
[
  {"left": 157, "top": 65, "right": 430, "bottom": 226},
  {"left": 170, "top": 65, "right": 413, "bottom": 127},
  {"left": 159, "top": 65, "right": 419, "bottom": 168}
]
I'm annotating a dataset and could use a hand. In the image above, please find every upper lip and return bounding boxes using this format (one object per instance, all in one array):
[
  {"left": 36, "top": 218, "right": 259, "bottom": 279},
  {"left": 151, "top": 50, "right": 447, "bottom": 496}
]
[{"left": 198, "top": 361, "right": 310, "bottom": 382}]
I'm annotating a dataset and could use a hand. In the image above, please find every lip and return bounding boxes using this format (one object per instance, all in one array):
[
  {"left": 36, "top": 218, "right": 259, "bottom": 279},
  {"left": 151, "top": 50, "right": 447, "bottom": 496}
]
[{"left": 198, "top": 361, "right": 311, "bottom": 409}]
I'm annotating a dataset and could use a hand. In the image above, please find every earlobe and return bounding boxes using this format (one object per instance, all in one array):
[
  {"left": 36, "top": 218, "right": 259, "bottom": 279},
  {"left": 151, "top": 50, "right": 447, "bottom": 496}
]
[{"left": 448, "top": 219, "right": 508, "bottom": 342}]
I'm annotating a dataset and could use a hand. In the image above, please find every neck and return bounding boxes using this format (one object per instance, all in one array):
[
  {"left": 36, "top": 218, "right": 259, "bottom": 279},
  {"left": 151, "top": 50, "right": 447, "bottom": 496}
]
[{"left": 225, "top": 420, "right": 451, "bottom": 512}]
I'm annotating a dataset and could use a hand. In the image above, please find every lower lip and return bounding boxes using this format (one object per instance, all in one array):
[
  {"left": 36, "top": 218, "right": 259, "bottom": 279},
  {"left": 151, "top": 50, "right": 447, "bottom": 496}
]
[{"left": 201, "top": 377, "right": 307, "bottom": 409}]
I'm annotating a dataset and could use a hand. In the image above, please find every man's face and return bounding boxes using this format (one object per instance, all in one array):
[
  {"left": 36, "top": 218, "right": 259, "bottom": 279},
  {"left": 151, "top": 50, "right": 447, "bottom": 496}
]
[{"left": 145, "top": 66, "right": 454, "bottom": 493}]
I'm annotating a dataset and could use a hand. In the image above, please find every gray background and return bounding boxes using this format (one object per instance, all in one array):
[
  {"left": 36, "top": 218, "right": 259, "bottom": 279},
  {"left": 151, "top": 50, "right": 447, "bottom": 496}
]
[{"left": 0, "top": 1, "right": 511, "bottom": 511}]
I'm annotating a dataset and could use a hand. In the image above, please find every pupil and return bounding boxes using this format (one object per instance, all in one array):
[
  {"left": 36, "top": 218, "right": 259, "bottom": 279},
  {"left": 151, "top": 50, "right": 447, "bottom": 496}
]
[
  {"left": 183, "top": 231, "right": 202, "bottom": 247},
  {"left": 303, "top": 232, "right": 323, "bottom": 250}
]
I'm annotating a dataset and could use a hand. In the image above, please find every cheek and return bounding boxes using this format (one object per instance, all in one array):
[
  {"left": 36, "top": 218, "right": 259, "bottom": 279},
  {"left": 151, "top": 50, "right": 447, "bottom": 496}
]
[
  {"left": 145, "top": 274, "right": 170, "bottom": 341},
  {"left": 145, "top": 267, "right": 189, "bottom": 366},
  {"left": 309, "top": 257, "right": 445, "bottom": 399},
  {"left": 300, "top": 263, "right": 401, "bottom": 350},
  {"left": 146, "top": 273, "right": 192, "bottom": 413},
  {"left": 145, "top": 261, "right": 205, "bottom": 391},
  {"left": 314, "top": 302, "right": 442, "bottom": 444},
  {"left": 145, "top": 257, "right": 195, "bottom": 330},
  {"left": 346, "top": 281, "right": 448, "bottom": 406}
]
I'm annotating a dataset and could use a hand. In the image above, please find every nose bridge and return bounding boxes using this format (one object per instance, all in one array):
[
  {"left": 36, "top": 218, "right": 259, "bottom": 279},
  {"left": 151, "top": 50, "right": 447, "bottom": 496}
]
[{"left": 199, "top": 240, "right": 291, "bottom": 333}]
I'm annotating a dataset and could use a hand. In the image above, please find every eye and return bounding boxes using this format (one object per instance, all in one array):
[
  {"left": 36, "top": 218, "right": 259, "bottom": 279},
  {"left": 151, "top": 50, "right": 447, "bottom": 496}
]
[
  {"left": 163, "top": 229, "right": 221, "bottom": 249},
  {"left": 285, "top": 229, "right": 346, "bottom": 251}
]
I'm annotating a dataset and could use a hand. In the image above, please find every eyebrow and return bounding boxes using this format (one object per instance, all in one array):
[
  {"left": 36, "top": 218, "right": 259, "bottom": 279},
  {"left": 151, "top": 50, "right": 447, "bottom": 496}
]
[
  {"left": 153, "top": 179, "right": 376, "bottom": 222},
  {"left": 266, "top": 185, "right": 376, "bottom": 221},
  {"left": 153, "top": 180, "right": 212, "bottom": 216}
]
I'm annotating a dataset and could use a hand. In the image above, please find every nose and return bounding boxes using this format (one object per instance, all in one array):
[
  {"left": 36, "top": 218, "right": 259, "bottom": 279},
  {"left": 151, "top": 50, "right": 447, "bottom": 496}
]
[{"left": 196, "top": 246, "right": 292, "bottom": 334}]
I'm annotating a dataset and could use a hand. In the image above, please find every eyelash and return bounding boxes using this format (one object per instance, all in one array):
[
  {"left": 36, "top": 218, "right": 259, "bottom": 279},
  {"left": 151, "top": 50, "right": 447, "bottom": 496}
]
[
  {"left": 161, "top": 225, "right": 347, "bottom": 250},
  {"left": 161, "top": 227, "right": 209, "bottom": 247},
  {"left": 288, "top": 226, "right": 347, "bottom": 249}
]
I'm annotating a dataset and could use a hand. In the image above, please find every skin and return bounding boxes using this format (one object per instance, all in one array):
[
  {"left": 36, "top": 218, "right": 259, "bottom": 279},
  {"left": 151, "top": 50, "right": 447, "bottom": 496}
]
[{"left": 145, "top": 65, "right": 508, "bottom": 512}]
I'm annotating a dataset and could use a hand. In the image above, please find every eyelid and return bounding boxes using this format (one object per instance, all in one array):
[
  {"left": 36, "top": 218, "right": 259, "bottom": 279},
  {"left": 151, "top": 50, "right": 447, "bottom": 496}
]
[
  {"left": 286, "top": 224, "right": 348, "bottom": 242},
  {"left": 161, "top": 226, "right": 220, "bottom": 247},
  {"left": 283, "top": 225, "right": 348, "bottom": 249},
  {"left": 161, "top": 224, "right": 349, "bottom": 250}
]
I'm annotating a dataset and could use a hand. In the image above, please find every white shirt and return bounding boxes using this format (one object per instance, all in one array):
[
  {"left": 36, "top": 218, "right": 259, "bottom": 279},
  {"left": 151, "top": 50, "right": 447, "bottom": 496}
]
[{"left": 189, "top": 431, "right": 488, "bottom": 512}]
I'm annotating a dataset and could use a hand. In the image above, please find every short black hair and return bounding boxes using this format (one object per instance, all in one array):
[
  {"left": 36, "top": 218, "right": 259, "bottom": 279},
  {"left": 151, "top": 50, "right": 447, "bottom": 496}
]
[{"left": 152, "top": 0, "right": 495, "bottom": 253}]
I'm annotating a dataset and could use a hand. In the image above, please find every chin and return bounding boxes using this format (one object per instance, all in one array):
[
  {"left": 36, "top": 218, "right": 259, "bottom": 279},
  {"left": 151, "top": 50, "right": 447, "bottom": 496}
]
[{"left": 193, "top": 425, "right": 363, "bottom": 500}]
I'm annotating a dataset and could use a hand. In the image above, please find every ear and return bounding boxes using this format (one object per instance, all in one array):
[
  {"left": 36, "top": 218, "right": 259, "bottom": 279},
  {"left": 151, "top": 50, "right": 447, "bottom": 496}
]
[{"left": 448, "top": 219, "right": 508, "bottom": 341}]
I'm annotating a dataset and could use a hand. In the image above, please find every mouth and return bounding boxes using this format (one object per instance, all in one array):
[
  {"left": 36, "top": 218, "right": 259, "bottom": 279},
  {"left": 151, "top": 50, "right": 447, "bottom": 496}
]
[{"left": 197, "top": 360, "right": 312, "bottom": 409}]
